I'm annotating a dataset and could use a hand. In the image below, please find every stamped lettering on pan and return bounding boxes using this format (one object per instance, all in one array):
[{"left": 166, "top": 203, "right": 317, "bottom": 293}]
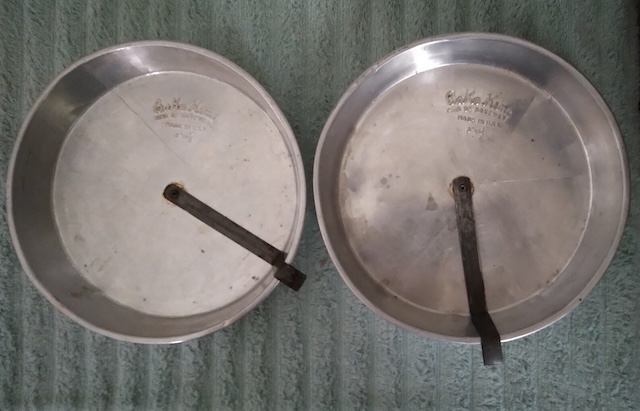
[
  {"left": 445, "top": 90, "right": 512, "bottom": 136},
  {"left": 152, "top": 98, "right": 216, "bottom": 141}
]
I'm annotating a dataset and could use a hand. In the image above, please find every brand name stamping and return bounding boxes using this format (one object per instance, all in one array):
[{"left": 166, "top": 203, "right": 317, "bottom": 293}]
[
  {"left": 444, "top": 90, "right": 513, "bottom": 136},
  {"left": 153, "top": 98, "right": 216, "bottom": 122},
  {"left": 445, "top": 90, "right": 513, "bottom": 120},
  {"left": 152, "top": 98, "right": 216, "bottom": 141}
]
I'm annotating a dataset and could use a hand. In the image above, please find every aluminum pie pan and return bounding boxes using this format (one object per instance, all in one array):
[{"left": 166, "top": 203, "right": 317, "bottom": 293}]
[
  {"left": 314, "top": 33, "right": 628, "bottom": 343},
  {"left": 8, "top": 41, "right": 306, "bottom": 343}
]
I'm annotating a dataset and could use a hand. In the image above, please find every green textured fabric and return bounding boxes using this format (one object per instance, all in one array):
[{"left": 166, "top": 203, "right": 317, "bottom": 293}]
[{"left": 0, "top": 0, "right": 639, "bottom": 409}]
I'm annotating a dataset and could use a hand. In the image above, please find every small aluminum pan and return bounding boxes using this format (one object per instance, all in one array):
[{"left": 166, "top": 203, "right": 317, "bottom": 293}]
[
  {"left": 314, "top": 33, "right": 628, "bottom": 343},
  {"left": 8, "top": 41, "right": 306, "bottom": 343}
]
